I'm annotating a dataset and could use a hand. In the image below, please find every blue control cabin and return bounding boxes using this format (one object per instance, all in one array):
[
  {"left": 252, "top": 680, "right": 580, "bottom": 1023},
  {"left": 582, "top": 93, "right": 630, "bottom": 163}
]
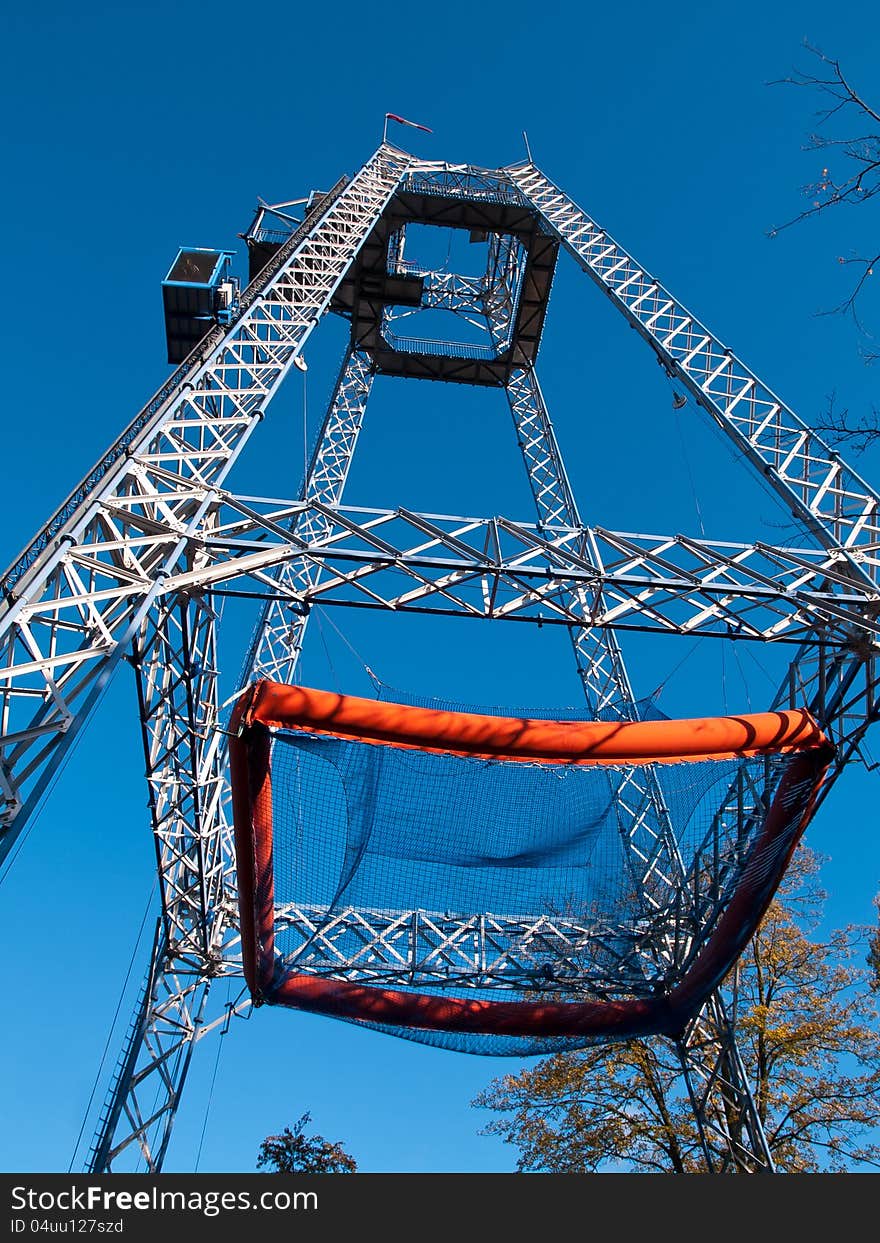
[{"left": 161, "top": 248, "right": 238, "bottom": 364}]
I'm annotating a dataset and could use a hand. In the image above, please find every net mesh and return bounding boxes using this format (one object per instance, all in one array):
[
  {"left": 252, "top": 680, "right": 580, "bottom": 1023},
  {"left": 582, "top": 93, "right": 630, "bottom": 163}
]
[{"left": 231, "top": 681, "right": 831, "bottom": 1055}]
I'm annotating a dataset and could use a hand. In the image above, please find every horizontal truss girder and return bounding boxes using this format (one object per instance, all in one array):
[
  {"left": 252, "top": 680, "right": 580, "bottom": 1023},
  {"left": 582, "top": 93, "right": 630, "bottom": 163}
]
[
  {"left": 273, "top": 903, "right": 665, "bottom": 994},
  {"left": 5, "top": 151, "right": 876, "bottom": 1176},
  {"left": 152, "top": 502, "right": 880, "bottom": 644},
  {"left": 5, "top": 503, "right": 877, "bottom": 855}
]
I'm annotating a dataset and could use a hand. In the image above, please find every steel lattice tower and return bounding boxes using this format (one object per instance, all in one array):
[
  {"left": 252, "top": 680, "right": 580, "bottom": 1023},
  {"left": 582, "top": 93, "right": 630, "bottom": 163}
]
[{"left": 2, "top": 143, "right": 879, "bottom": 1173}]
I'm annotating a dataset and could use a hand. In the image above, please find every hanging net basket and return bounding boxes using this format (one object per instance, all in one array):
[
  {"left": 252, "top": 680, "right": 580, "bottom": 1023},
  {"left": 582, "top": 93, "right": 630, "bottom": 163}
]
[{"left": 229, "top": 680, "right": 833, "bottom": 1053}]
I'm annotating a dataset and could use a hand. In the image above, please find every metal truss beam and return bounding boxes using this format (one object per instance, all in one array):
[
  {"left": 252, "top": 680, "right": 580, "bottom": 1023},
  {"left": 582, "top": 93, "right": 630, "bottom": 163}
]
[
  {"left": 5, "top": 151, "right": 879, "bottom": 1177},
  {"left": 677, "top": 991, "right": 775, "bottom": 1173},
  {"left": 133, "top": 591, "right": 231, "bottom": 959},
  {"left": 245, "top": 348, "right": 375, "bottom": 685},
  {"left": 142, "top": 500, "right": 880, "bottom": 647},
  {"left": 380, "top": 233, "right": 530, "bottom": 377},
  {"left": 274, "top": 904, "right": 659, "bottom": 995},
  {"left": 508, "top": 161, "right": 880, "bottom": 590},
  {"left": 72, "top": 155, "right": 412, "bottom": 1171},
  {"left": 87, "top": 583, "right": 241, "bottom": 1171},
  {"left": 498, "top": 164, "right": 880, "bottom": 1167},
  {"left": 9, "top": 503, "right": 878, "bottom": 820},
  {"left": 504, "top": 366, "right": 684, "bottom": 916},
  {"left": 0, "top": 143, "right": 411, "bottom": 855},
  {"left": 87, "top": 348, "right": 378, "bottom": 1171},
  {"left": 504, "top": 158, "right": 880, "bottom": 1173},
  {"left": 504, "top": 363, "right": 775, "bottom": 1169},
  {"left": 87, "top": 922, "right": 245, "bottom": 1173}
]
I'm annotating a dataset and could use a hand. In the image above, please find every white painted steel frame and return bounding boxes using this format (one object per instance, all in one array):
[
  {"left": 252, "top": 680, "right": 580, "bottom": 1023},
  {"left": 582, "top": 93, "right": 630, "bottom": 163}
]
[
  {"left": 507, "top": 161, "right": 880, "bottom": 584},
  {"left": 274, "top": 904, "right": 666, "bottom": 994},
  {"left": 69, "top": 147, "right": 413, "bottom": 1170},
  {"left": 141, "top": 500, "right": 880, "bottom": 648},
  {"left": 2, "top": 150, "right": 876, "bottom": 1174},
  {"left": 0, "top": 143, "right": 412, "bottom": 849},
  {"left": 501, "top": 364, "right": 772, "bottom": 1169},
  {"left": 72, "top": 156, "right": 880, "bottom": 1170},
  {"left": 245, "top": 348, "right": 375, "bottom": 686}
]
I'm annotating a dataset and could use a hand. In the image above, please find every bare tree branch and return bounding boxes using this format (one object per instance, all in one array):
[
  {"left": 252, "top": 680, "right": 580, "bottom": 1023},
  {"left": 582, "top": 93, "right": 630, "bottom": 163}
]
[
  {"left": 811, "top": 391, "right": 880, "bottom": 452},
  {"left": 769, "top": 42, "right": 879, "bottom": 337}
]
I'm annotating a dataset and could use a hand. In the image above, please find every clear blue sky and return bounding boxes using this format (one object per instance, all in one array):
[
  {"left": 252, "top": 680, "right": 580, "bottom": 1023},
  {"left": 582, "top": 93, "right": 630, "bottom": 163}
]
[{"left": 1, "top": 0, "right": 879, "bottom": 1173}]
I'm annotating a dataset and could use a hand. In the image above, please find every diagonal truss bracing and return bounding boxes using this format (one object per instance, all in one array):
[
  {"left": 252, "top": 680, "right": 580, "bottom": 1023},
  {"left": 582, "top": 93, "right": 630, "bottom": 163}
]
[
  {"left": 245, "top": 349, "right": 375, "bottom": 686},
  {"left": 504, "top": 369, "right": 686, "bottom": 947},
  {"left": 126, "top": 500, "right": 879, "bottom": 647},
  {"left": 0, "top": 144, "right": 412, "bottom": 855},
  {"left": 71, "top": 150, "right": 412, "bottom": 1170},
  {"left": 2, "top": 149, "right": 878, "bottom": 1175},
  {"left": 504, "top": 366, "right": 771, "bottom": 1166},
  {"left": 507, "top": 161, "right": 880, "bottom": 585}
]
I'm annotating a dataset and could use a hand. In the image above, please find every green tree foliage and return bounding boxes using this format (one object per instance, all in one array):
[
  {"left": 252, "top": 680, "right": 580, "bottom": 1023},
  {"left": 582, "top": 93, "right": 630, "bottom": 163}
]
[
  {"left": 474, "top": 850, "right": 880, "bottom": 1172},
  {"left": 257, "top": 1112, "right": 357, "bottom": 1173}
]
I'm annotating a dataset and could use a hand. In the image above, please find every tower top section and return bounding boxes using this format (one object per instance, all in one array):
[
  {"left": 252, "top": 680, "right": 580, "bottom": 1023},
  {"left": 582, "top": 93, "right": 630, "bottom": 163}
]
[{"left": 244, "top": 154, "right": 559, "bottom": 386}]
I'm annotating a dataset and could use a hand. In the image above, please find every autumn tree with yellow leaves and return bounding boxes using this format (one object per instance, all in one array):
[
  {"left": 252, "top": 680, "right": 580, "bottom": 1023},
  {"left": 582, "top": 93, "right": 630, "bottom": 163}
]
[{"left": 474, "top": 850, "right": 880, "bottom": 1172}]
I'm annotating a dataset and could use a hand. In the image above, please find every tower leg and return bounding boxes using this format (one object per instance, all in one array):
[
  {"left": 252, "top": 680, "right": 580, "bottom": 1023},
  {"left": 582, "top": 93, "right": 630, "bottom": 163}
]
[
  {"left": 506, "top": 366, "right": 684, "bottom": 910},
  {"left": 677, "top": 993, "right": 775, "bottom": 1173},
  {"left": 505, "top": 364, "right": 774, "bottom": 1173},
  {"left": 244, "top": 348, "right": 374, "bottom": 685},
  {"left": 83, "top": 349, "right": 375, "bottom": 1171},
  {"left": 87, "top": 926, "right": 209, "bottom": 1173},
  {"left": 85, "top": 586, "right": 232, "bottom": 1171}
]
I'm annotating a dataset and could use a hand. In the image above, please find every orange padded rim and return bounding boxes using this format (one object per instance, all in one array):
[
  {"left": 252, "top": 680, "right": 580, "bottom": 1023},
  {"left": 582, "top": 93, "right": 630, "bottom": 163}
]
[
  {"left": 229, "top": 681, "right": 834, "bottom": 1038},
  {"left": 236, "top": 679, "right": 830, "bottom": 766}
]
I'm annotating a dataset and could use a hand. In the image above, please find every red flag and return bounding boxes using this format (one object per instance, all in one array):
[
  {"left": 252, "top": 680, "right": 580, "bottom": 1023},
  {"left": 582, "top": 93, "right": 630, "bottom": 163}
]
[{"left": 385, "top": 112, "right": 433, "bottom": 134}]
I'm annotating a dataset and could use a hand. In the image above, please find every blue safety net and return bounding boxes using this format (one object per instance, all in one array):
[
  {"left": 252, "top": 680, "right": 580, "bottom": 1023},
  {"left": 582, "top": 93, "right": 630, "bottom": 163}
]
[{"left": 255, "top": 689, "right": 793, "bottom": 1056}]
